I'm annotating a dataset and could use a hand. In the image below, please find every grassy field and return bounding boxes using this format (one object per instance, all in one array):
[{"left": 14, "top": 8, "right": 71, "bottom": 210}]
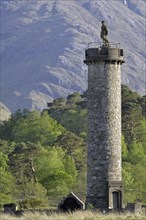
[{"left": 0, "top": 211, "right": 145, "bottom": 220}]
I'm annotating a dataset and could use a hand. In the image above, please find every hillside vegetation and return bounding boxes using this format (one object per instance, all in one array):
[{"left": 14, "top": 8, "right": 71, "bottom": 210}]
[{"left": 0, "top": 85, "right": 145, "bottom": 210}]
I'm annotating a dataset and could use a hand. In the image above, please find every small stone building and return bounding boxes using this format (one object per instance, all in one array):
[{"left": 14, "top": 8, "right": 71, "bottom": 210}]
[
  {"left": 126, "top": 200, "right": 144, "bottom": 215},
  {"left": 58, "top": 192, "right": 85, "bottom": 211},
  {"left": 3, "top": 203, "right": 17, "bottom": 213}
]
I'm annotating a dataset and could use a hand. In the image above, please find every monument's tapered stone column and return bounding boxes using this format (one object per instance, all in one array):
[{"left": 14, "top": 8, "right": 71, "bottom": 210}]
[{"left": 84, "top": 46, "right": 124, "bottom": 210}]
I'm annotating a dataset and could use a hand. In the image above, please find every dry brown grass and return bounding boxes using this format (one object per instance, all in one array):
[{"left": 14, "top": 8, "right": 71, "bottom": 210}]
[{"left": 0, "top": 211, "right": 145, "bottom": 220}]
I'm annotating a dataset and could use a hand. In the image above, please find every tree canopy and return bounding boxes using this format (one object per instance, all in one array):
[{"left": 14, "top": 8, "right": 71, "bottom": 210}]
[{"left": 0, "top": 85, "right": 146, "bottom": 208}]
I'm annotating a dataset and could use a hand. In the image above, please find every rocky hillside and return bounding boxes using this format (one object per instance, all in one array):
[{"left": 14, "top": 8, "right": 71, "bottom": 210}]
[
  {"left": 1, "top": 0, "right": 145, "bottom": 111},
  {"left": 0, "top": 102, "right": 11, "bottom": 122}
]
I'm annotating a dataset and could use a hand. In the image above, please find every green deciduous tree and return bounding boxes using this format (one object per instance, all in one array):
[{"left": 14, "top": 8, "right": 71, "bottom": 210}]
[
  {"left": 0, "top": 110, "right": 65, "bottom": 146},
  {"left": 18, "top": 182, "right": 48, "bottom": 209},
  {"left": 51, "top": 98, "right": 66, "bottom": 110},
  {"left": 0, "top": 109, "right": 29, "bottom": 140},
  {"left": 0, "top": 139, "right": 16, "bottom": 156},
  {"left": 122, "top": 163, "right": 135, "bottom": 203},
  {"left": 127, "top": 141, "right": 145, "bottom": 165},
  {"left": 123, "top": 162, "right": 146, "bottom": 205},
  {"left": 0, "top": 151, "right": 15, "bottom": 209},
  {"left": 12, "top": 111, "right": 65, "bottom": 145},
  {"left": 122, "top": 135, "right": 128, "bottom": 161},
  {"left": 55, "top": 131, "right": 87, "bottom": 171},
  {"left": 35, "top": 147, "right": 77, "bottom": 206},
  {"left": 61, "top": 109, "right": 87, "bottom": 139},
  {"left": 66, "top": 92, "right": 82, "bottom": 108},
  {"left": 8, "top": 142, "right": 48, "bottom": 209}
]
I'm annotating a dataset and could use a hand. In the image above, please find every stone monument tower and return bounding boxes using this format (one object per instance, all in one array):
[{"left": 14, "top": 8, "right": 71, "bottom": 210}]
[{"left": 84, "top": 22, "right": 124, "bottom": 210}]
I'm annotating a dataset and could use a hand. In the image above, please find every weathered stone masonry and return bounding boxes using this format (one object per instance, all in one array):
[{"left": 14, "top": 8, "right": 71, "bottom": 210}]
[{"left": 84, "top": 46, "right": 124, "bottom": 210}]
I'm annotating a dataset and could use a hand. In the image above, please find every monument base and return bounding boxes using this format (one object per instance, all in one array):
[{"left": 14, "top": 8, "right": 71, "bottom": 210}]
[
  {"left": 86, "top": 196, "right": 108, "bottom": 211},
  {"left": 86, "top": 181, "right": 124, "bottom": 210}
]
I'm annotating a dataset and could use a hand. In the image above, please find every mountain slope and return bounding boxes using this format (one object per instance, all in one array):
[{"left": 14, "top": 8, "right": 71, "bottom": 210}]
[
  {"left": 1, "top": 0, "right": 146, "bottom": 111},
  {"left": 0, "top": 102, "right": 11, "bottom": 121}
]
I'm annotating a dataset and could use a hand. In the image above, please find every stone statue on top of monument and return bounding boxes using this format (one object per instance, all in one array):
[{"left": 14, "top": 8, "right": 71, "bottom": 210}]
[{"left": 100, "top": 21, "right": 109, "bottom": 47}]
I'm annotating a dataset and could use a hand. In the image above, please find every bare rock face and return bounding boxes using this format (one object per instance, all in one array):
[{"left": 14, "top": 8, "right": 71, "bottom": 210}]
[{"left": 0, "top": 102, "right": 11, "bottom": 122}]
